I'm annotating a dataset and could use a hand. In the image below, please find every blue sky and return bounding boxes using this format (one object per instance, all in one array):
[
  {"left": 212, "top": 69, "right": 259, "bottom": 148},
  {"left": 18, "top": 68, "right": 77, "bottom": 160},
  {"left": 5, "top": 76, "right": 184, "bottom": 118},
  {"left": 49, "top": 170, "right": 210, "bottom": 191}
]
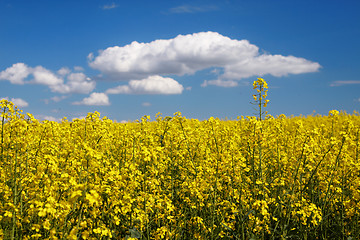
[{"left": 1, "top": 0, "right": 360, "bottom": 122}]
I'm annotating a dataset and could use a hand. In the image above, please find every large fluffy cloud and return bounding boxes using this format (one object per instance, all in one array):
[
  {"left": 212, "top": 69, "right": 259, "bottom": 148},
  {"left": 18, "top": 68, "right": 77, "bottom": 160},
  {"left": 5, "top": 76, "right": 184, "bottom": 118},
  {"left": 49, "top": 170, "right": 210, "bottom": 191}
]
[
  {"left": 0, "top": 63, "right": 95, "bottom": 94},
  {"left": 106, "top": 75, "right": 184, "bottom": 95},
  {"left": 89, "top": 32, "right": 258, "bottom": 80},
  {"left": 89, "top": 31, "right": 321, "bottom": 86}
]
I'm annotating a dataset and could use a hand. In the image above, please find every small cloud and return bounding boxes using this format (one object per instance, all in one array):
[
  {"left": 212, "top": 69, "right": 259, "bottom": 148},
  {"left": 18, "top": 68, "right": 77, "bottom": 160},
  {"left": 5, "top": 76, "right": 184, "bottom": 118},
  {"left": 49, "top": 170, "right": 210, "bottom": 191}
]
[
  {"left": 87, "top": 52, "right": 94, "bottom": 61},
  {"left": 169, "top": 4, "right": 218, "bottom": 14},
  {"left": 102, "top": 3, "right": 118, "bottom": 10},
  {"left": 57, "top": 67, "right": 71, "bottom": 76},
  {"left": 210, "top": 68, "right": 222, "bottom": 75},
  {"left": 32, "top": 66, "right": 63, "bottom": 86},
  {"left": 1, "top": 97, "right": 29, "bottom": 107},
  {"left": 106, "top": 75, "right": 184, "bottom": 95},
  {"left": 11, "top": 98, "right": 29, "bottom": 107},
  {"left": 36, "top": 115, "right": 62, "bottom": 122},
  {"left": 0, "top": 63, "right": 31, "bottom": 84},
  {"left": 73, "top": 92, "right": 110, "bottom": 106},
  {"left": 201, "top": 79, "right": 238, "bottom": 88},
  {"left": 330, "top": 80, "right": 360, "bottom": 87},
  {"left": 74, "top": 66, "right": 84, "bottom": 72},
  {"left": 51, "top": 96, "right": 68, "bottom": 102},
  {"left": 51, "top": 72, "right": 95, "bottom": 94},
  {"left": 51, "top": 108, "right": 61, "bottom": 113},
  {"left": 142, "top": 102, "right": 151, "bottom": 107},
  {"left": 185, "top": 86, "right": 192, "bottom": 91},
  {"left": 72, "top": 116, "right": 86, "bottom": 121}
]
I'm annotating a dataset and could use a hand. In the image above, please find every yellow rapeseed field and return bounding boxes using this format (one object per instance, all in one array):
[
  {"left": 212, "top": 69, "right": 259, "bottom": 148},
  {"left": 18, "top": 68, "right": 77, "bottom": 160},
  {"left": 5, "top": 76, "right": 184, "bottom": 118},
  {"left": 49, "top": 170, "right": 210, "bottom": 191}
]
[{"left": 1, "top": 79, "right": 360, "bottom": 239}]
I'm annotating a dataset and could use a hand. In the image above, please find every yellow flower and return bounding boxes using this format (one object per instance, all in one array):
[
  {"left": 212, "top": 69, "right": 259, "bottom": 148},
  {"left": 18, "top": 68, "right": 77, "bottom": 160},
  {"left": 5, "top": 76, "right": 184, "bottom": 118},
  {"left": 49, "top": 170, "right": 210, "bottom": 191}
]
[
  {"left": 329, "top": 109, "right": 339, "bottom": 116},
  {"left": 4, "top": 211, "right": 13, "bottom": 218},
  {"left": 86, "top": 190, "right": 101, "bottom": 206}
]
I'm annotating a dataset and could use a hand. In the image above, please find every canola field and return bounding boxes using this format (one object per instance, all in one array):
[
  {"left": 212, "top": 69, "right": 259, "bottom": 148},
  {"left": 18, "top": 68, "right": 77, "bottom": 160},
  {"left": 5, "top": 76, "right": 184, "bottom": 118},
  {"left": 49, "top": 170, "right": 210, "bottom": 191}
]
[{"left": 1, "top": 80, "right": 360, "bottom": 239}]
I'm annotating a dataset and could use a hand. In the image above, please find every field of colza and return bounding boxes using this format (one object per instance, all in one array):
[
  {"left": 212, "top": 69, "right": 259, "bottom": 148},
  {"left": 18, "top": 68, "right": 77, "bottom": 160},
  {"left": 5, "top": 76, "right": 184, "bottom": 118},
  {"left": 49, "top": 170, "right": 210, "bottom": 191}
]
[{"left": 1, "top": 78, "right": 360, "bottom": 240}]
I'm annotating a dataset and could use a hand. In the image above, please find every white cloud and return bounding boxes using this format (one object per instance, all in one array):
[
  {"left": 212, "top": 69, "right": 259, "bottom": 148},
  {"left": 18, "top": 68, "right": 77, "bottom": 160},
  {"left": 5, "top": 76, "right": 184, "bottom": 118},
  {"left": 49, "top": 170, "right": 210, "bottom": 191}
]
[
  {"left": 1, "top": 97, "right": 29, "bottom": 107},
  {"left": 72, "top": 116, "right": 86, "bottom": 121},
  {"left": 57, "top": 67, "right": 71, "bottom": 76},
  {"left": 87, "top": 52, "right": 94, "bottom": 61},
  {"left": 102, "top": 3, "right": 118, "bottom": 10},
  {"left": 201, "top": 79, "right": 238, "bottom": 88},
  {"left": 142, "top": 102, "right": 151, "bottom": 107},
  {"left": 51, "top": 96, "right": 68, "bottom": 102},
  {"left": 106, "top": 75, "right": 184, "bottom": 95},
  {"left": 0, "top": 63, "right": 95, "bottom": 94},
  {"left": 90, "top": 32, "right": 255, "bottom": 80},
  {"left": 36, "top": 115, "right": 62, "bottom": 122},
  {"left": 74, "top": 66, "right": 84, "bottom": 72},
  {"left": 89, "top": 32, "right": 321, "bottom": 87},
  {"left": 51, "top": 73, "right": 95, "bottom": 94},
  {"left": 73, "top": 92, "right": 110, "bottom": 106},
  {"left": 0, "top": 63, "right": 31, "bottom": 84},
  {"left": 51, "top": 108, "right": 61, "bottom": 113},
  {"left": 107, "top": 85, "right": 130, "bottom": 94},
  {"left": 222, "top": 54, "right": 321, "bottom": 80},
  {"left": 32, "top": 66, "right": 63, "bottom": 86},
  {"left": 169, "top": 4, "right": 218, "bottom": 13},
  {"left": 67, "top": 73, "right": 88, "bottom": 82},
  {"left": 11, "top": 98, "right": 29, "bottom": 107},
  {"left": 330, "top": 80, "right": 360, "bottom": 87}
]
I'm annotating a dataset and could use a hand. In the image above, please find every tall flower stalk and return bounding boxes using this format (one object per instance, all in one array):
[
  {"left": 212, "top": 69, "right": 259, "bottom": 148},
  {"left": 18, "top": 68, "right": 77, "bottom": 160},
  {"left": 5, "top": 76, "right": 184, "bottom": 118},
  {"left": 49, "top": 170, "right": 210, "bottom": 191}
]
[{"left": 252, "top": 77, "right": 269, "bottom": 121}]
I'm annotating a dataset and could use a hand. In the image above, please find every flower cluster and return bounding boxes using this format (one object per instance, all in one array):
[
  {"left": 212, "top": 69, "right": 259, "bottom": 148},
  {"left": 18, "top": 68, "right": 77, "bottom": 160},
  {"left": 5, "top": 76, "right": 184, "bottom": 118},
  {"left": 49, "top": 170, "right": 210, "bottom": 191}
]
[
  {"left": 1, "top": 93, "right": 360, "bottom": 239},
  {"left": 252, "top": 77, "right": 269, "bottom": 120}
]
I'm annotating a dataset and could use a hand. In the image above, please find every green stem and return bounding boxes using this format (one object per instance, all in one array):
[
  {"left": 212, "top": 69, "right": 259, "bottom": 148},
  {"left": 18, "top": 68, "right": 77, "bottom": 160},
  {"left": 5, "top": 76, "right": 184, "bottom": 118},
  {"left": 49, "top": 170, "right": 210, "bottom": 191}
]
[{"left": 1, "top": 106, "right": 6, "bottom": 163}]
